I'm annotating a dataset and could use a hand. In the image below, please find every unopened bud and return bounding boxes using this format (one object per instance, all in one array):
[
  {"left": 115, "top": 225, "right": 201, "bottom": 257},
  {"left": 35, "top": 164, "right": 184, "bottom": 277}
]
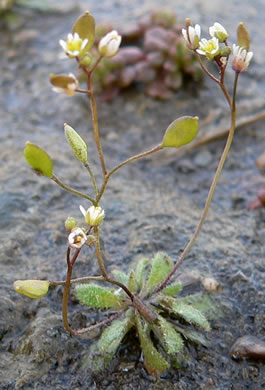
[{"left": 65, "top": 217, "right": 78, "bottom": 232}]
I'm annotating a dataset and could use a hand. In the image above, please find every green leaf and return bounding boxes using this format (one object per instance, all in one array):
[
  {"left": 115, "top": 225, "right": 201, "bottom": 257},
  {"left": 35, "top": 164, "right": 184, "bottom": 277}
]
[
  {"left": 24, "top": 142, "right": 53, "bottom": 178},
  {"left": 134, "top": 257, "right": 149, "bottom": 290},
  {"left": 98, "top": 315, "right": 133, "bottom": 355},
  {"left": 172, "top": 302, "right": 210, "bottom": 331},
  {"left": 75, "top": 284, "right": 124, "bottom": 309},
  {"left": 237, "top": 22, "right": 250, "bottom": 50},
  {"left": 111, "top": 269, "right": 129, "bottom": 286},
  {"left": 72, "top": 11, "right": 95, "bottom": 51},
  {"left": 128, "top": 271, "right": 138, "bottom": 293},
  {"left": 144, "top": 252, "right": 173, "bottom": 296},
  {"left": 151, "top": 315, "right": 183, "bottom": 355},
  {"left": 177, "top": 293, "right": 222, "bottom": 321},
  {"left": 64, "top": 123, "right": 88, "bottom": 164},
  {"left": 135, "top": 314, "right": 168, "bottom": 376},
  {"left": 173, "top": 324, "right": 209, "bottom": 346},
  {"left": 161, "top": 116, "right": 199, "bottom": 148},
  {"left": 161, "top": 282, "right": 182, "bottom": 296}
]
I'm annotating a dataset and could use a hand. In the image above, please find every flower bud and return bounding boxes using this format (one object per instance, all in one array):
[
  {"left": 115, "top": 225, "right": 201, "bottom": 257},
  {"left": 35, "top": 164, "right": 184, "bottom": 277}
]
[
  {"left": 14, "top": 280, "right": 50, "bottom": 299},
  {"left": 209, "top": 22, "right": 228, "bottom": 42},
  {"left": 68, "top": 228, "right": 87, "bottom": 249},
  {"left": 65, "top": 216, "right": 78, "bottom": 232},
  {"left": 80, "top": 205, "right": 105, "bottom": 226},
  {"left": 98, "top": 30, "right": 122, "bottom": 57},
  {"left": 182, "top": 23, "right": 201, "bottom": 50}
]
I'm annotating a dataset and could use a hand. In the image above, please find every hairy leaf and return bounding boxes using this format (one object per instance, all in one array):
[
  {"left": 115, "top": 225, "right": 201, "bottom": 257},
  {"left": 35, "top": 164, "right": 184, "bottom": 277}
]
[
  {"left": 128, "top": 271, "right": 138, "bottom": 293},
  {"left": 172, "top": 302, "right": 210, "bottom": 331},
  {"left": 98, "top": 315, "right": 133, "bottom": 356},
  {"left": 161, "top": 282, "right": 182, "bottom": 296},
  {"left": 135, "top": 314, "right": 168, "bottom": 376},
  {"left": 151, "top": 315, "right": 183, "bottom": 355},
  {"left": 144, "top": 252, "right": 173, "bottom": 296},
  {"left": 64, "top": 123, "right": 88, "bottom": 164},
  {"left": 134, "top": 257, "right": 149, "bottom": 290},
  {"left": 111, "top": 269, "right": 129, "bottom": 286},
  {"left": 177, "top": 293, "right": 221, "bottom": 320},
  {"left": 75, "top": 284, "right": 124, "bottom": 309}
]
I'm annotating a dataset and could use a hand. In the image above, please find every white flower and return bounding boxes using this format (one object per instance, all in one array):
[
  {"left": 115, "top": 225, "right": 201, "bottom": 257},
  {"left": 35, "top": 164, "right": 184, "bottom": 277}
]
[
  {"left": 80, "top": 205, "right": 105, "bottom": 226},
  {"left": 68, "top": 228, "right": 87, "bottom": 249},
  {"left": 52, "top": 73, "right": 79, "bottom": 96},
  {"left": 98, "top": 30, "right": 122, "bottom": 57},
  {"left": 182, "top": 24, "right": 201, "bottom": 49},
  {"left": 209, "top": 22, "right": 228, "bottom": 42},
  {"left": 197, "top": 37, "right": 220, "bottom": 60},
  {"left": 59, "top": 32, "right": 88, "bottom": 58},
  {"left": 232, "top": 44, "right": 253, "bottom": 73}
]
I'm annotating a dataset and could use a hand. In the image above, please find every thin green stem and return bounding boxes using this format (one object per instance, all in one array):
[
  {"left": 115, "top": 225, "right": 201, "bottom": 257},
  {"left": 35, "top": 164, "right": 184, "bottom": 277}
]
[
  {"left": 96, "top": 144, "right": 162, "bottom": 204},
  {"left": 50, "top": 275, "right": 104, "bottom": 287},
  {"left": 52, "top": 175, "right": 96, "bottom": 205},
  {"left": 94, "top": 226, "right": 108, "bottom": 278},
  {"left": 87, "top": 75, "right": 107, "bottom": 177},
  {"left": 84, "top": 162, "right": 98, "bottom": 197},
  {"left": 154, "top": 71, "right": 240, "bottom": 294}
]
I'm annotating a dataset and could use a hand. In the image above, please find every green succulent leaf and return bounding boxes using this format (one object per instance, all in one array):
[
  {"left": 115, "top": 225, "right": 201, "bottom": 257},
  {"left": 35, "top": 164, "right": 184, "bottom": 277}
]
[
  {"left": 72, "top": 11, "right": 95, "bottom": 51},
  {"left": 98, "top": 315, "right": 133, "bottom": 356},
  {"left": 75, "top": 284, "right": 124, "bottom": 309},
  {"left": 237, "top": 22, "right": 250, "bottom": 50},
  {"left": 64, "top": 123, "right": 88, "bottom": 164},
  {"left": 111, "top": 269, "right": 129, "bottom": 286},
  {"left": 161, "top": 282, "right": 182, "bottom": 296},
  {"left": 151, "top": 315, "right": 183, "bottom": 355},
  {"left": 24, "top": 142, "right": 53, "bottom": 178},
  {"left": 161, "top": 116, "right": 199, "bottom": 148},
  {"left": 135, "top": 314, "right": 168, "bottom": 376},
  {"left": 144, "top": 252, "right": 173, "bottom": 296},
  {"left": 128, "top": 271, "right": 138, "bottom": 293}
]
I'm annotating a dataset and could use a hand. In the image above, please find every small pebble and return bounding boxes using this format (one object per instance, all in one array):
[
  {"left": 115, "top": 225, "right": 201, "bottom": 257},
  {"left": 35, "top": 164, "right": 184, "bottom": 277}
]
[
  {"left": 256, "top": 151, "right": 265, "bottom": 170},
  {"left": 230, "top": 335, "right": 265, "bottom": 359},
  {"left": 202, "top": 277, "right": 220, "bottom": 292},
  {"left": 194, "top": 150, "right": 213, "bottom": 168}
]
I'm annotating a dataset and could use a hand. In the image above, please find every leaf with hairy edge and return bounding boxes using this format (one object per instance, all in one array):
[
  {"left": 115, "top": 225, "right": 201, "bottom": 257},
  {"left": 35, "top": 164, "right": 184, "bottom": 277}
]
[
  {"left": 98, "top": 315, "right": 133, "bottom": 356},
  {"left": 151, "top": 315, "right": 183, "bottom": 355},
  {"left": 144, "top": 252, "right": 173, "bottom": 296},
  {"left": 75, "top": 284, "right": 125, "bottom": 309},
  {"left": 135, "top": 314, "right": 168, "bottom": 376},
  {"left": 177, "top": 293, "right": 221, "bottom": 320},
  {"left": 24, "top": 142, "right": 53, "bottom": 178},
  {"left": 128, "top": 271, "right": 138, "bottom": 293},
  {"left": 161, "top": 282, "right": 182, "bottom": 296},
  {"left": 134, "top": 257, "right": 149, "bottom": 290},
  {"left": 111, "top": 269, "right": 129, "bottom": 286},
  {"left": 161, "top": 116, "right": 199, "bottom": 148},
  {"left": 172, "top": 302, "right": 210, "bottom": 331},
  {"left": 72, "top": 11, "right": 95, "bottom": 50}
]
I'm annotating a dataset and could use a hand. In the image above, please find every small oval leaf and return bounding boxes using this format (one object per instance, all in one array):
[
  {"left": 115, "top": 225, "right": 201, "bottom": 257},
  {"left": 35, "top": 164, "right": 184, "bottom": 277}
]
[
  {"left": 14, "top": 280, "right": 50, "bottom": 299},
  {"left": 64, "top": 123, "right": 88, "bottom": 164},
  {"left": 24, "top": 142, "right": 53, "bottom": 178},
  {"left": 72, "top": 11, "right": 95, "bottom": 51},
  {"left": 162, "top": 116, "right": 199, "bottom": 148},
  {"left": 237, "top": 22, "right": 250, "bottom": 50}
]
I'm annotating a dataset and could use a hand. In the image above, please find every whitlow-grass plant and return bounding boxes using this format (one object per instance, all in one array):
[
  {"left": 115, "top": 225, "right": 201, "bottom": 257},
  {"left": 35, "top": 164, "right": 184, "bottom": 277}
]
[{"left": 13, "top": 12, "right": 253, "bottom": 375}]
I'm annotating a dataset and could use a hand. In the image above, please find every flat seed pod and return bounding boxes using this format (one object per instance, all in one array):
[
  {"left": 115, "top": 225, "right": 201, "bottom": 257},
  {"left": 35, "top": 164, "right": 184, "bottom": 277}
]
[
  {"left": 162, "top": 116, "right": 199, "bottom": 148},
  {"left": 13, "top": 280, "right": 49, "bottom": 299},
  {"left": 72, "top": 11, "right": 95, "bottom": 51},
  {"left": 24, "top": 142, "right": 53, "bottom": 178}
]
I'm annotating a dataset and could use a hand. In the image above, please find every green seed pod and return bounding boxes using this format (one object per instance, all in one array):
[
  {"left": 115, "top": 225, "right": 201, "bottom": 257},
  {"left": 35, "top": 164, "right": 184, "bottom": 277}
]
[
  {"left": 24, "top": 142, "right": 53, "bottom": 178},
  {"left": 161, "top": 116, "right": 199, "bottom": 148},
  {"left": 14, "top": 280, "right": 50, "bottom": 299},
  {"left": 237, "top": 22, "right": 250, "bottom": 50},
  {"left": 64, "top": 123, "right": 88, "bottom": 164},
  {"left": 72, "top": 11, "right": 95, "bottom": 51}
]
